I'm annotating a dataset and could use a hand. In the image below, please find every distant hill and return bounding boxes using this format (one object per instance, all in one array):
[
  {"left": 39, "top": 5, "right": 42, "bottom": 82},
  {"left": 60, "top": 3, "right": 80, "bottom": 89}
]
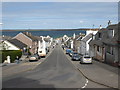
[{"left": 1, "top": 28, "right": 99, "bottom": 31}]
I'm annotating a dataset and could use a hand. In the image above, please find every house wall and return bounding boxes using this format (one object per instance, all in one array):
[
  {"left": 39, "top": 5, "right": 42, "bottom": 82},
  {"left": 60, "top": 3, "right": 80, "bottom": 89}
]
[
  {"left": 89, "top": 45, "right": 94, "bottom": 57},
  {"left": 74, "top": 40, "right": 80, "bottom": 52},
  {"left": 1, "top": 41, "right": 20, "bottom": 50},
  {"left": 94, "top": 45, "right": 104, "bottom": 62},
  {"left": 86, "top": 30, "right": 98, "bottom": 36},
  {"left": 80, "top": 41, "right": 86, "bottom": 55},
  {"left": 105, "top": 46, "right": 118, "bottom": 64},
  {"left": 86, "top": 38, "right": 92, "bottom": 54}
]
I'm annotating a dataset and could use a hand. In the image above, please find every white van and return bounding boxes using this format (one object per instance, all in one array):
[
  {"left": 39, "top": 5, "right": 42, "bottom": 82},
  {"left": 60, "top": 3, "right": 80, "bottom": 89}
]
[{"left": 38, "top": 49, "right": 46, "bottom": 57}]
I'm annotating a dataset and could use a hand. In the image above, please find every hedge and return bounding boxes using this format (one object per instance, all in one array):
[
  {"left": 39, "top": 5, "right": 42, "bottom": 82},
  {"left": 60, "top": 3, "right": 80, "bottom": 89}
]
[{"left": 0, "top": 50, "right": 22, "bottom": 63}]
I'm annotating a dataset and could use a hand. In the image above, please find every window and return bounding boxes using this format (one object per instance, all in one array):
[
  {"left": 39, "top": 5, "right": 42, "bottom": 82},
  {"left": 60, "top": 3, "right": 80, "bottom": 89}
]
[
  {"left": 107, "top": 46, "right": 113, "bottom": 55},
  {"left": 112, "top": 30, "right": 114, "bottom": 37},
  {"left": 40, "top": 51, "right": 42, "bottom": 53},
  {"left": 97, "top": 46, "right": 99, "bottom": 52},
  {"left": 97, "top": 46, "right": 101, "bottom": 53},
  {"left": 98, "top": 33, "right": 102, "bottom": 39},
  {"left": 108, "top": 29, "right": 114, "bottom": 38}
]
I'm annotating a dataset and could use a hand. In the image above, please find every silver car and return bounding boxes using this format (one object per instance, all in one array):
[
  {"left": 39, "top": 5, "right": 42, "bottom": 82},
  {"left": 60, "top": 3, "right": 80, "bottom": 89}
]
[
  {"left": 80, "top": 55, "right": 92, "bottom": 64},
  {"left": 29, "top": 54, "right": 39, "bottom": 61}
]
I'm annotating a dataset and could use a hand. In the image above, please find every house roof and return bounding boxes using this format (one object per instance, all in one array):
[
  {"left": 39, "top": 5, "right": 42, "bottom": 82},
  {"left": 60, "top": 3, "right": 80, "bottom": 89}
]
[
  {"left": 8, "top": 39, "right": 27, "bottom": 49},
  {"left": 44, "top": 38, "right": 51, "bottom": 42},
  {"left": 107, "top": 24, "right": 117, "bottom": 29},
  {"left": 22, "top": 32, "right": 38, "bottom": 41},
  {"left": 103, "top": 38, "right": 118, "bottom": 46},
  {"left": 34, "top": 36, "right": 42, "bottom": 42},
  {"left": 82, "top": 33, "right": 93, "bottom": 42},
  {"left": 89, "top": 39, "right": 103, "bottom": 46},
  {"left": 35, "top": 36, "right": 51, "bottom": 42}
]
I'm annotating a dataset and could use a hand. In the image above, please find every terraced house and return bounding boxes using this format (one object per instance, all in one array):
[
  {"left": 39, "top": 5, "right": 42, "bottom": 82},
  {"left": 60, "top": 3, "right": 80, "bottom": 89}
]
[
  {"left": 89, "top": 23, "right": 119, "bottom": 66},
  {"left": 13, "top": 32, "right": 38, "bottom": 54}
]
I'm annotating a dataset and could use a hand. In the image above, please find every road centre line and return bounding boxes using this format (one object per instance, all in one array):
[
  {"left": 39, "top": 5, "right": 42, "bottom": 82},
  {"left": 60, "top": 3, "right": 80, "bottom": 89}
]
[{"left": 81, "top": 79, "right": 89, "bottom": 88}]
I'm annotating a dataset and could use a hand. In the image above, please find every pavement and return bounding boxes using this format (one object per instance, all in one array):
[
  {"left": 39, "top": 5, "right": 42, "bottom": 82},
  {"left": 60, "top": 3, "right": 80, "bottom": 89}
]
[
  {"left": 63, "top": 48, "right": 119, "bottom": 89},
  {"left": 2, "top": 47, "right": 54, "bottom": 78}
]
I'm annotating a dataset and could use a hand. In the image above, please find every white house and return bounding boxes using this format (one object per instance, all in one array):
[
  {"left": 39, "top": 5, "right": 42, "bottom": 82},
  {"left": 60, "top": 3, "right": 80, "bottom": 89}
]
[
  {"left": 62, "top": 35, "right": 69, "bottom": 43},
  {"left": 86, "top": 30, "right": 98, "bottom": 36},
  {"left": 0, "top": 41, "right": 19, "bottom": 50},
  {"left": 80, "top": 34, "right": 93, "bottom": 55},
  {"left": 79, "top": 30, "right": 98, "bottom": 55},
  {"left": 0, "top": 39, "right": 27, "bottom": 50}
]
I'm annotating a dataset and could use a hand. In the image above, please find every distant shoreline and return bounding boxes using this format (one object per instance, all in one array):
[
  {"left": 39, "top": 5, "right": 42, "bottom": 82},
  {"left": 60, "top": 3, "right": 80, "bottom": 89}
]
[{"left": 0, "top": 28, "right": 99, "bottom": 31}]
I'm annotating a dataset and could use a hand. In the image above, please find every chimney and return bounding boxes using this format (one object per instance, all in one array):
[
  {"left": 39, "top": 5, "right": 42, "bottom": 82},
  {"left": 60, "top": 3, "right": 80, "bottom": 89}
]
[
  {"left": 26, "top": 32, "right": 29, "bottom": 35},
  {"left": 29, "top": 33, "right": 32, "bottom": 36},
  {"left": 108, "top": 20, "right": 111, "bottom": 26},
  {"left": 99, "top": 25, "right": 102, "bottom": 30}
]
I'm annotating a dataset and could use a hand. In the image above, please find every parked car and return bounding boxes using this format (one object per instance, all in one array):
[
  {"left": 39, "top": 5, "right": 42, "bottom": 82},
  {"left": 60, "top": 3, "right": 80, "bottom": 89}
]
[
  {"left": 80, "top": 55, "right": 92, "bottom": 64},
  {"left": 66, "top": 49, "right": 72, "bottom": 54},
  {"left": 29, "top": 54, "right": 39, "bottom": 61},
  {"left": 72, "top": 53, "right": 81, "bottom": 61},
  {"left": 69, "top": 50, "right": 74, "bottom": 57}
]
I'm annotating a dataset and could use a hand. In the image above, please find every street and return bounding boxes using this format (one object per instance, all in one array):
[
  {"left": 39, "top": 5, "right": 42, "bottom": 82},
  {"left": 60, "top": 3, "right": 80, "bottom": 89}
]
[{"left": 2, "top": 45, "right": 119, "bottom": 89}]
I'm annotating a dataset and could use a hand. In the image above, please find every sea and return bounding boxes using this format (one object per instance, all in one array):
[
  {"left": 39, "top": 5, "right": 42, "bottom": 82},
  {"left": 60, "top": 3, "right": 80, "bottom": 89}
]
[{"left": 1, "top": 30, "right": 86, "bottom": 39}]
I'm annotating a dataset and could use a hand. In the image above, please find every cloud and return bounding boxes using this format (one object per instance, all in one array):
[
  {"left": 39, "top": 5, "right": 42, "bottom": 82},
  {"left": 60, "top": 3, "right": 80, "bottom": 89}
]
[
  {"left": 0, "top": 23, "right": 3, "bottom": 25},
  {"left": 80, "top": 21, "right": 84, "bottom": 23}
]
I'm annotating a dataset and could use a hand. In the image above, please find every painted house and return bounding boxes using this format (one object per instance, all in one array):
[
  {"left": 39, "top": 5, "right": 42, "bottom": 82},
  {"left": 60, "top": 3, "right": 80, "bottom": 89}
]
[
  {"left": 89, "top": 29, "right": 107, "bottom": 62},
  {"left": 13, "top": 32, "right": 38, "bottom": 54},
  {"left": 44, "top": 35, "right": 53, "bottom": 49},
  {"left": 73, "top": 34, "right": 83, "bottom": 53},
  {"left": 89, "top": 23, "right": 119, "bottom": 66},
  {"left": 80, "top": 33, "right": 93, "bottom": 55},
  {"left": 103, "top": 24, "right": 119, "bottom": 65},
  {"left": 0, "top": 39, "right": 27, "bottom": 50},
  {"left": 65, "top": 33, "right": 85, "bottom": 53},
  {"left": 79, "top": 30, "right": 98, "bottom": 55}
]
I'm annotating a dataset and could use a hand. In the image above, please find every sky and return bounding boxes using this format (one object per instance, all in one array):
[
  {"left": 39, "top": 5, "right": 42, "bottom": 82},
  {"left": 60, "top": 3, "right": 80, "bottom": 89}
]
[{"left": 1, "top": 2, "right": 118, "bottom": 29}]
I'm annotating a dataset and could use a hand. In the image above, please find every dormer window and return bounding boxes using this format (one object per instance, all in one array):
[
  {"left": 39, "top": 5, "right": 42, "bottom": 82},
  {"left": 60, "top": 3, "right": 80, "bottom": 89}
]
[
  {"left": 98, "top": 33, "right": 102, "bottom": 39},
  {"left": 108, "top": 29, "right": 114, "bottom": 38},
  {"left": 112, "top": 29, "right": 114, "bottom": 37}
]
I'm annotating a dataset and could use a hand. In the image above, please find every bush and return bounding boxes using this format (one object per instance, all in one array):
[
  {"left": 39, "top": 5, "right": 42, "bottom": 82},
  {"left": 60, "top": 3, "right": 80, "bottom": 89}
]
[{"left": 1, "top": 50, "right": 22, "bottom": 63}]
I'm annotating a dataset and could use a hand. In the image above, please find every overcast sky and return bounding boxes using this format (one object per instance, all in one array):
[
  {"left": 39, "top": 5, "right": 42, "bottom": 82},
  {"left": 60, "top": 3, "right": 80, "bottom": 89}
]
[{"left": 2, "top": 2, "right": 118, "bottom": 29}]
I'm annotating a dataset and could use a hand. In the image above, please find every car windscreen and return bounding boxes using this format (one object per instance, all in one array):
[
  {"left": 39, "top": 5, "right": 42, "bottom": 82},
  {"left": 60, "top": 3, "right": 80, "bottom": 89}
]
[{"left": 84, "top": 56, "right": 90, "bottom": 58}]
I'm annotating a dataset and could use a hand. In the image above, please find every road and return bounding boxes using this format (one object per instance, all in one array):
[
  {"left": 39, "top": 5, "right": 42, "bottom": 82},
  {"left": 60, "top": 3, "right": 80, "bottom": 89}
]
[{"left": 2, "top": 45, "right": 116, "bottom": 89}]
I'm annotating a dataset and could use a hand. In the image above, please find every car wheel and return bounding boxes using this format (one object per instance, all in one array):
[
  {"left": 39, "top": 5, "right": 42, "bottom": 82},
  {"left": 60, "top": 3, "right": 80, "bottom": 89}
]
[{"left": 80, "top": 61, "right": 82, "bottom": 64}]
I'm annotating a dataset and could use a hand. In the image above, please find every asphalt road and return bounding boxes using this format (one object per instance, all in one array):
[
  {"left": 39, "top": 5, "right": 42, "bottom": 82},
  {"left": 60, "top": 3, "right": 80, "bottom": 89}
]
[{"left": 2, "top": 45, "right": 111, "bottom": 89}]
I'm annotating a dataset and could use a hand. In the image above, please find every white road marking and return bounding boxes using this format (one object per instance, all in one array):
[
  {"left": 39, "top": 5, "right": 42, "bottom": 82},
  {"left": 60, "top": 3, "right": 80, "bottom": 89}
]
[{"left": 81, "top": 79, "right": 89, "bottom": 88}]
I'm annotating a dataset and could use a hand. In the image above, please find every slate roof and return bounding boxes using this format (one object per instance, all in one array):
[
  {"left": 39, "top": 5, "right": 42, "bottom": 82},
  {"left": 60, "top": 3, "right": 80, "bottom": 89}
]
[
  {"left": 8, "top": 39, "right": 27, "bottom": 49},
  {"left": 103, "top": 38, "right": 118, "bottom": 46},
  {"left": 82, "top": 33, "right": 93, "bottom": 42},
  {"left": 34, "top": 36, "right": 42, "bottom": 42},
  {"left": 107, "top": 24, "right": 117, "bottom": 30},
  {"left": 22, "top": 32, "right": 38, "bottom": 41},
  {"left": 44, "top": 38, "right": 51, "bottom": 42},
  {"left": 89, "top": 39, "right": 103, "bottom": 46}
]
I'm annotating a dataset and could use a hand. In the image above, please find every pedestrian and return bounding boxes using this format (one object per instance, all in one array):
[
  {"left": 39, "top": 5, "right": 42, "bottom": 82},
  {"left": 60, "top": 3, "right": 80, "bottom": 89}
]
[{"left": 16, "top": 56, "right": 19, "bottom": 64}]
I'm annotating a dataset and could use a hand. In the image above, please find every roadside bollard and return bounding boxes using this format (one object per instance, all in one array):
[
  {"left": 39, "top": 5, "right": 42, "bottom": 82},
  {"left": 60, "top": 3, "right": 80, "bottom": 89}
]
[
  {"left": 7, "top": 56, "right": 11, "bottom": 64},
  {"left": 16, "top": 56, "right": 19, "bottom": 64}
]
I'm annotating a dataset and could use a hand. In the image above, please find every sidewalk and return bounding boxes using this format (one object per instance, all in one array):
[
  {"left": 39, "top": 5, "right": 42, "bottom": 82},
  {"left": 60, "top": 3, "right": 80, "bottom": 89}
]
[
  {"left": 2, "top": 57, "right": 41, "bottom": 77},
  {"left": 62, "top": 49, "right": 119, "bottom": 89}
]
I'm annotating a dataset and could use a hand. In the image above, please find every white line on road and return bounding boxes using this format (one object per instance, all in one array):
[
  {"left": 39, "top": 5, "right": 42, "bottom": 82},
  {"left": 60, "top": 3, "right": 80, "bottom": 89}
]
[{"left": 81, "top": 79, "right": 89, "bottom": 88}]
